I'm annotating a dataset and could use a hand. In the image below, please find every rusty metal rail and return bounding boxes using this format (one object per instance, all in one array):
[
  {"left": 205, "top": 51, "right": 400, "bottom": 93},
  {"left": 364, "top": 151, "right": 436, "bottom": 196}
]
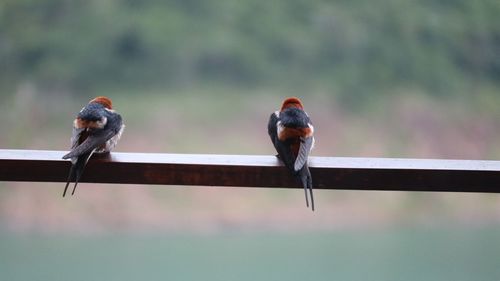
[{"left": 0, "top": 149, "right": 499, "bottom": 192}]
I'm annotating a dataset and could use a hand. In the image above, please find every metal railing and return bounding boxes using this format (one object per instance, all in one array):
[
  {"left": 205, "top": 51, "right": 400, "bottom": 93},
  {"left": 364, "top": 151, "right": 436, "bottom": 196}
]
[{"left": 1, "top": 149, "right": 499, "bottom": 192}]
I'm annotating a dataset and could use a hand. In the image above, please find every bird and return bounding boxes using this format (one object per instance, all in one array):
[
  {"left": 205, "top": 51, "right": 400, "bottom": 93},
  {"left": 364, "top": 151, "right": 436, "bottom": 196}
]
[
  {"left": 62, "top": 96, "right": 124, "bottom": 197},
  {"left": 268, "top": 97, "right": 315, "bottom": 211}
]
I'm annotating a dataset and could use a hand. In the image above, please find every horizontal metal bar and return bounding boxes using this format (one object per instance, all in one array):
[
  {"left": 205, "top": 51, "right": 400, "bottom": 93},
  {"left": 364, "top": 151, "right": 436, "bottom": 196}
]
[{"left": 0, "top": 149, "right": 499, "bottom": 193}]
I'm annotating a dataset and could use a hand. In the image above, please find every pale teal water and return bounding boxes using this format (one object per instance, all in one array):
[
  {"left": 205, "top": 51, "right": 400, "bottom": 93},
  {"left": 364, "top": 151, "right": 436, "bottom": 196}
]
[{"left": 1, "top": 227, "right": 499, "bottom": 281}]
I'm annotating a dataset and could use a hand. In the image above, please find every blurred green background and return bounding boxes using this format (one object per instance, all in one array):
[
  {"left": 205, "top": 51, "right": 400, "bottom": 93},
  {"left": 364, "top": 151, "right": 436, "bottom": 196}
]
[{"left": 1, "top": 0, "right": 500, "bottom": 280}]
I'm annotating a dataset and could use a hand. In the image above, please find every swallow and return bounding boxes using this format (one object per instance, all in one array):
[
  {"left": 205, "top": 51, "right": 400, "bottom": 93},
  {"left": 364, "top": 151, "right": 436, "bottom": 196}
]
[
  {"left": 62, "top": 96, "right": 125, "bottom": 197},
  {"left": 268, "top": 97, "right": 315, "bottom": 210}
]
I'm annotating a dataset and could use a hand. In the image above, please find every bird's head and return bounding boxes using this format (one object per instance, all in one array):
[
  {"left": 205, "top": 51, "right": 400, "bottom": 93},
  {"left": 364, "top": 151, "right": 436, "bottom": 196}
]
[
  {"left": 280, "top": 97, "right": 304, "bottom": 111},
  {"left": 90, "top": 96, "right": 113, "bottom": 109}
]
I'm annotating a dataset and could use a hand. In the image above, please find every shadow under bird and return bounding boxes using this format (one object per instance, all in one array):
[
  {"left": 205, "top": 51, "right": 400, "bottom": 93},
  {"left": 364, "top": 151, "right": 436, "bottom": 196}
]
[
  {"left": 62, "top": 96, "right": 125, "bottom": 197},
  {"left": 268, "top": 97, "right": 315, "bottom": 211}
]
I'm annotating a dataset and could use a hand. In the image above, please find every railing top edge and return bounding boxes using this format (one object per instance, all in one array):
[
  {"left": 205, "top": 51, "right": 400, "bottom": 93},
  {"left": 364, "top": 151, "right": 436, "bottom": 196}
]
[{"left": 0, "top": 149, "right": 499, "bottom": 171}]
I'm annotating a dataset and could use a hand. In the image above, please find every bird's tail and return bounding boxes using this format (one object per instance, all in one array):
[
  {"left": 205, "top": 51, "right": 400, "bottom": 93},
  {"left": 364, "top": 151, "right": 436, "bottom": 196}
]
[
  {"left": 62, "top": 151, "right": 93, "bottom": 197},
  {"left": 63, "top": 164, "right": 76, "bottom": 197},
  {"left": 298, "top": 165, "right": 314, "bottom": 211},
  {"left": 70, "top": 160, "right": 87, "bottom": 196}
]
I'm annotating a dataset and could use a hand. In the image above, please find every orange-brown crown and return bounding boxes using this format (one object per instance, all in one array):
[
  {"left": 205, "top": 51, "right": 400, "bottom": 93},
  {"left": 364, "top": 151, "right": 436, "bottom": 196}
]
[
  {"left": 280, "top": 97, "right": 304, "bottom": 111},
  {"left": 90, "top": 96, "right": 113, "bottom": 109}
]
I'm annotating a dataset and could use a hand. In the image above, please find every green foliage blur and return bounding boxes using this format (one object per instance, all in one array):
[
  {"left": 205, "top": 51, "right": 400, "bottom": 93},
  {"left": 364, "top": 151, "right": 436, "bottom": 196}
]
[{"left": 2, "top": 0, "right": 500, "bottom": 102}]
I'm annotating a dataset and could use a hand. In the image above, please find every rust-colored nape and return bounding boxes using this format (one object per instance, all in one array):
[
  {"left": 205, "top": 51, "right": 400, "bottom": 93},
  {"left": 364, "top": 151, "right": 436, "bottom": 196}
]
[
  {"left": 280, "top": 97, "right": 304, "bottom": 111},
  {"left": 90, "top": 96, "right": 113, "bottom": 109}
]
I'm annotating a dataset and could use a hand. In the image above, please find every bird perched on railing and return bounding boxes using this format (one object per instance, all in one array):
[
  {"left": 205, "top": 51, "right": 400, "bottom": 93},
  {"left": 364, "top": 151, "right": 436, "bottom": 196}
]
[
  {"left": 268, "top": 97, "right": 315, "bottom": 211},
  {"left": 62, "top": 96, "right": 124, "bottom": 197}
]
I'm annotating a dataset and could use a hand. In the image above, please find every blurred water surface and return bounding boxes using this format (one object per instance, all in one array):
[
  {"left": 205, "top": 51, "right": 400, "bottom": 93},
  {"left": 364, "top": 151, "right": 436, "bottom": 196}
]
[{"left": 2, "top": 227, "right": 500, "bottom": 281}]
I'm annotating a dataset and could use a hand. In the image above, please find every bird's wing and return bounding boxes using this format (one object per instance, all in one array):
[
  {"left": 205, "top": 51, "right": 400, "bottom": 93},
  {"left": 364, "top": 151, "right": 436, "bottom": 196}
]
[
  {"left": 268, "top": 112, "right": 294, "bottom": 171},
  {"left": 70, "top": 127, "right": 85, "bottom": 149},
  {"left": 267, "top": 112, "right": 279, "bottom": 142},
  {"left": 294, "top": 136, "right": 314, "bottom": 172},
  {"left": 62, "top": 128, "right": 116, "bottom": 159},
  {"left": 274, "top": 139, "right": 296, "bottom": 173}
]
